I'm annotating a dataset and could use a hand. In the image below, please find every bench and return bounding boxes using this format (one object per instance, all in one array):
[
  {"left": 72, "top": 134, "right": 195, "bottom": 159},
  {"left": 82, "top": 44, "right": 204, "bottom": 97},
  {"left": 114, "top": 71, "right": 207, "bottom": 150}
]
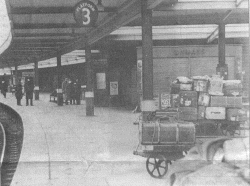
[{"left": 50, "top": 90, "right": 57, "bottom": 102}]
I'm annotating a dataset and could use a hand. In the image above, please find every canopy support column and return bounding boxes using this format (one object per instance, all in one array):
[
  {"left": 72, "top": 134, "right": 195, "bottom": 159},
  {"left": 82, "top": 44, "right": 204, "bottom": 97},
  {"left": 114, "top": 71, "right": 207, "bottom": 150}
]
[
  {"left": 216, "top": 23, "right": 228, "bottom": 80},
  {"left": 141, "top": 0, "right": 154, "bottom": 121},
  {"left": 34, "top": 61, "right": 39, "bottom": 100},
  {"left": 57, "top": 55, "right": 63, "bottom": 106},
  {"left": 85, "top": 43, "right": 94, "bottom": 116},
  {"left": 15, "top": 65, "right": 18, "bottom": 85}
]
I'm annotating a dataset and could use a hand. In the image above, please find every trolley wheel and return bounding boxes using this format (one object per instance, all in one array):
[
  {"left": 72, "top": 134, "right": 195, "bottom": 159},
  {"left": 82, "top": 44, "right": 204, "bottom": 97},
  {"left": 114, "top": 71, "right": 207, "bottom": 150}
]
[{"left": 146, "top": 154, "right": 170, "bottom": 178}]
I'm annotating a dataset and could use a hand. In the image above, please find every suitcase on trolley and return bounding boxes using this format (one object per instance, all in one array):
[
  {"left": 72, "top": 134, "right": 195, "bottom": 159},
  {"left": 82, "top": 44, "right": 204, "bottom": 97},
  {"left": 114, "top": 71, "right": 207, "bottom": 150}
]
[
  {"left": 179, "top": 91, "right": 198, "bottom": 107},
  {"left": 141, "top": 121, "right": 195, "bottom": 145}
]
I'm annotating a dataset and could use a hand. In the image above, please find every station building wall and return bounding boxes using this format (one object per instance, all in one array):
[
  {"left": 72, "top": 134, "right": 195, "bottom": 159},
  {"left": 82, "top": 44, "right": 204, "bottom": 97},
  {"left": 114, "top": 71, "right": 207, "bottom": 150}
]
[
  {"left": 12, "top": 44, "right": 248, "bottom": 108},
  {"left": 136, "top": 45, "right": 244, "bottom": 105},
  {"left": 34, "top": 48, "right": 138, "bottom": 108}
]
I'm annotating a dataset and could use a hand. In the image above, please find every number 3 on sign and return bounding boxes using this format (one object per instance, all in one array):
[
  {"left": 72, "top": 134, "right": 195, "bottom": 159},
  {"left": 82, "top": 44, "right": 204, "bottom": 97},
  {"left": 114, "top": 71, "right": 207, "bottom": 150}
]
[{"left": 81, "top": 8, "right": 90, "bottom": 25}]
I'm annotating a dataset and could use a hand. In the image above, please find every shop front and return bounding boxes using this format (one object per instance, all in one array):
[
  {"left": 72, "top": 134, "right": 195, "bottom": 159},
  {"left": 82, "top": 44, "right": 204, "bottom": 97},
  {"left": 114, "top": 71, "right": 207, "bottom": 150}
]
[{"left": 137, "top": 45, "right": 243, "bottom": 109}]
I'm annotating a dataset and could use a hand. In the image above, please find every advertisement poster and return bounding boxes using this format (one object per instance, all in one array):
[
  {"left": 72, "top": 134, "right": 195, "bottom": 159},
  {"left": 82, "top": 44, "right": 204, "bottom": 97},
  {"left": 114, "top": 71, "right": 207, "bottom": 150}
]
[
  {"left": 110, "top": 81, "right": 118, "bottom": 95},
  {"left": 96, "top": 73, "right": 106, "bottom": 89}
]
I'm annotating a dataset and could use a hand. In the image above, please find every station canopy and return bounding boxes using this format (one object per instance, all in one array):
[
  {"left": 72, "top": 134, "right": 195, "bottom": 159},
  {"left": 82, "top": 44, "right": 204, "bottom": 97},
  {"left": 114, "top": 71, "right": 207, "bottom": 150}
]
[{"left": 0, "top": 0, "right": 248, "bottom": 72}]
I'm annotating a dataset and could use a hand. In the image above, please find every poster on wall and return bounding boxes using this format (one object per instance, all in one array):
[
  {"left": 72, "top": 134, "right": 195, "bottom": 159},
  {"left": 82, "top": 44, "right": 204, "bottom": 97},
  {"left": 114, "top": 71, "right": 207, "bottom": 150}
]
[
  {"left": 137, "top": 60, "right": 142, "bottom": 93},
  {"left": 110, "top": 81, "right": 118, "bottom": 95},
  {"left": 160, "top": 93, "right": 171, "bottom": 109},
  {"left": 96, "top": 73, "right": 106, "bottom": 89}
]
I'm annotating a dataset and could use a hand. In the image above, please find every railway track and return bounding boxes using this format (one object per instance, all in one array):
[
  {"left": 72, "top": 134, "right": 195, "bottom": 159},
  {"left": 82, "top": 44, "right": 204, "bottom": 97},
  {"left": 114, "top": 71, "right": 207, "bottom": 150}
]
[{"left": 0, "top": 103, "right": 24, "bottom": 186}]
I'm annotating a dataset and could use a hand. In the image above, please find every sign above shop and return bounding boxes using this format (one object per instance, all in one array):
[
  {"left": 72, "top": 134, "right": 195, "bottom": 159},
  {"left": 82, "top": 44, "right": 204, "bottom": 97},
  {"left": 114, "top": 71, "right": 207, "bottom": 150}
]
[
  {"left": 173, "top": 48, "right": 205, "bottom": 57},
  {"left": 74, "top": 0, "right": 98, "bottom": 27},
  {"left": 22, "top": 72, "right": 35, "bottom": 77}
]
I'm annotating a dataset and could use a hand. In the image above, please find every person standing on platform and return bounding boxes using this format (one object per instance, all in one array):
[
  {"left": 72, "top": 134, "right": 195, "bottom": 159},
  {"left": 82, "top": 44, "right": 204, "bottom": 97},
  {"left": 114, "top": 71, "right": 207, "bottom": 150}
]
[
  {"left": 74, "top": 79, "right": 81, "bottom": 105},
  {"left": 1, "top": 78, "right": 8, "bottom": 98},
  {"left": 24, "top": 77, "right": 34, "bottom": 106},
  {"left": 71, "top": 80, "right": 77, "bottom": 104},
  {"left": 66, "top": 79, "right": 73, "bottom": 105},
  {"left": 62, "top": 78, "right": 69, "bottom": 105},
  {"left": 15, "top": 79, "right": 23, "bottom": 106}
]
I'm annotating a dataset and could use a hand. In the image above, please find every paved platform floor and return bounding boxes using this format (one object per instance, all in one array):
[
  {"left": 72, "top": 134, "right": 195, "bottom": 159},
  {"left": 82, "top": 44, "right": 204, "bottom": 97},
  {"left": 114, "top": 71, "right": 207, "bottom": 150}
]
[{"left": 0, "top": 93, "right": 166, "bottom": 186}]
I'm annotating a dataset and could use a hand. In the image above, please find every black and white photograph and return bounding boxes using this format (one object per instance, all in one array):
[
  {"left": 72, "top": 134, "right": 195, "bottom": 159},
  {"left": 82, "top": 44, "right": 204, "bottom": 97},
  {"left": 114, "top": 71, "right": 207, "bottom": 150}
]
[{"left": 0, "top": 0, "right": 249, "bottom": 185}]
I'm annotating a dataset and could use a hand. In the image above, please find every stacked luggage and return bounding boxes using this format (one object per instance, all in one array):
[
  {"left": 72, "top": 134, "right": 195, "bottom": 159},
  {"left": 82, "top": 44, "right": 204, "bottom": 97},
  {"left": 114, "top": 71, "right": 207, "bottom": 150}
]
[{"left": 167, "top": 75, "right": 247, "bottom": 122}]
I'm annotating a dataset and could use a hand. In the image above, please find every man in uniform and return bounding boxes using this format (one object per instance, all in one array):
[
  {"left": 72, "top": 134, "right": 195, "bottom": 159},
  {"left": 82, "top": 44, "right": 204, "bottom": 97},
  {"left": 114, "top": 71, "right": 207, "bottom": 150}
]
[{"left": 24, "top": 77, "right": 34, "bottom": 106}]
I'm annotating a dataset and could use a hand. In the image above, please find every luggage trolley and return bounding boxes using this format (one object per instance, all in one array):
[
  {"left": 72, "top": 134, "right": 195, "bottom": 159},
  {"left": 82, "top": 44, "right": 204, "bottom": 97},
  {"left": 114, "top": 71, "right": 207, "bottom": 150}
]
[
  {"left": 133, "top": 112, "right": 196, "bottom": 178},
  {"left": 133, "top": 111, "right": 249, "bottom": 179}
]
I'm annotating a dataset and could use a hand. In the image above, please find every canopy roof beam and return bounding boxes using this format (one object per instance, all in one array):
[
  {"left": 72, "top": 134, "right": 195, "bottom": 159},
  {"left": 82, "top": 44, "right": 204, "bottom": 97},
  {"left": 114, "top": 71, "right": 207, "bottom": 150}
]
[
  {"left": 207, "top": 0, "right": 247, "bottom": 43},
  {"left": 156, "top": 0, "right": 248, "bottom": 11},
  {"left": 39, "top": 0, "right": 167, "bottom": 61},
  {"left": 11, "top": 6, "right": 117, "bottom": 14}
]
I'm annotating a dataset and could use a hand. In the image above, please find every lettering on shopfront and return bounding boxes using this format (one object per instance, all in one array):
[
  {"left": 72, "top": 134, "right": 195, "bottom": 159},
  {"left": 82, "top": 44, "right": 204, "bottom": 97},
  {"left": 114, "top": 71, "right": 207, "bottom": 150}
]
[{"left": 173, "top": 48, "right": 205, "bottom": 57}]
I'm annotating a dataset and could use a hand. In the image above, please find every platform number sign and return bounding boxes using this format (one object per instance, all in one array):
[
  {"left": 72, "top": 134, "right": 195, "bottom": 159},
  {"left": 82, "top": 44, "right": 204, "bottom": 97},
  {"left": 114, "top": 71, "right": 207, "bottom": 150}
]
[{"left": 74, "top": 0, "right": 98, "bottom": 27}]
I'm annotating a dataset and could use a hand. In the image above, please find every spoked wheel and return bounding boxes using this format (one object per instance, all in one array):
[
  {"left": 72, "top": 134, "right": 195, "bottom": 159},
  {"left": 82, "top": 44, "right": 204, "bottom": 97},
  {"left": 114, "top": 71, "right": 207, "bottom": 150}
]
[{"left": 146, "top": 154, "right": 171, "bottom": 178}]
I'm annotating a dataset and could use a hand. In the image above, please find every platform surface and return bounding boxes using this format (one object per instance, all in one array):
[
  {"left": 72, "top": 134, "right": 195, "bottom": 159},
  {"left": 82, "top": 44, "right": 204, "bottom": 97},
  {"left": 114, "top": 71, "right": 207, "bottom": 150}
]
[{"left": 0, "top": 93, "right": 167, "bottom": 186}]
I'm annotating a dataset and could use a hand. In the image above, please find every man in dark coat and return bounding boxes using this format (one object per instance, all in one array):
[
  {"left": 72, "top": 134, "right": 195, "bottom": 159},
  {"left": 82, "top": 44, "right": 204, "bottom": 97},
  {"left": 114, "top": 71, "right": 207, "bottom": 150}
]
[
  {"left": 74, "top": 79, "right": 81, "bottom": 105},
  {"left": 67, "top": 80, "right": 74, "bottom": 105},
  {"left": 1, "top": 79, "right": 8, "bottom": 98},
  {"left": 15, "top": 79, "right": 23, "bottom": 106},
  {"left": 24, "top": 77, "right": 34, "bottom": 106}
]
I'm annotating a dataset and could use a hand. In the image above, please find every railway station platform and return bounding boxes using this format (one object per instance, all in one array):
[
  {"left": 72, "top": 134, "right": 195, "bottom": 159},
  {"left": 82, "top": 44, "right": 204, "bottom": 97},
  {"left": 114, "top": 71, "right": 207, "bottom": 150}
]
[
  {"left": 0, "top": 93, "right": 167, "bottom": 186},
  {"left": 0, "top": 93, "right": 249, "bottom": 186}
]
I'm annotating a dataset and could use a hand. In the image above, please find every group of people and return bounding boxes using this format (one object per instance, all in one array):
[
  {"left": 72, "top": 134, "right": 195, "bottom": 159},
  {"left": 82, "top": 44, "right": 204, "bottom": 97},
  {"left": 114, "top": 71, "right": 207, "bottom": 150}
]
[
  {"left": 2, "top": 76, "right": 82, "bottom": 106},
  {"left": 15, "top": 77, "right": 34, "bottom": 106},
  {"left": 62, "top": 78, "right": 81, "bottom": 105}
]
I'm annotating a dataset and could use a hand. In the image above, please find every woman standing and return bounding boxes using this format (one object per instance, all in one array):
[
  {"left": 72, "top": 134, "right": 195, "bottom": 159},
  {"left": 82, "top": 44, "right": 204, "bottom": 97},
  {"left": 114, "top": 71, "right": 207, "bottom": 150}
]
[{"left": 15, "top": 79, "right": 23, "bottom": 106}]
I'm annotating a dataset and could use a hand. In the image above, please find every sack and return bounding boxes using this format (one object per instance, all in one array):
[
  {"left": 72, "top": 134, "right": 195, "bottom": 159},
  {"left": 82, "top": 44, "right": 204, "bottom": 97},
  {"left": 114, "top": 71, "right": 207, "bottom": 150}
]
[{"left": 165, "top": 138, "right": 249, "bottom": 186}]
